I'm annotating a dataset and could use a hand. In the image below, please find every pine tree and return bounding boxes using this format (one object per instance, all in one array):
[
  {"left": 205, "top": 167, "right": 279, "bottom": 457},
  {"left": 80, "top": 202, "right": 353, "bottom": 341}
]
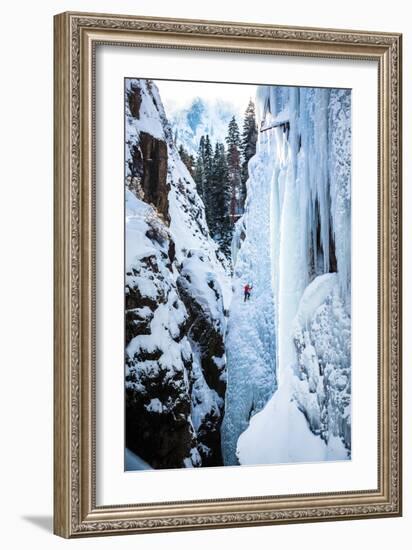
[
  {"left": 178, "top": 144, "right": 195, "bottom": 178},
  {"left": 193, "top": 129, "right": 239, "bottom": 264},
  {"left": 226, "top": 116, "right": 241, "bottom": 149},
  {"left": 194, "top": 136, "right": 206, "bottom": 200},
  {"left": 203, "top": 135, "right": 213, "bottom": 181},
  {"left": 240, "top": 99, "right": 258, "bottom": 205},
  {"left": 210, "top": 142, "right": 231, "bottom": 256},
  {"left": 225, "top": 116, "right": 242, "bottom": 225},
  {"left": 200, "top": 135, "right": 214, "bottom": 225}
]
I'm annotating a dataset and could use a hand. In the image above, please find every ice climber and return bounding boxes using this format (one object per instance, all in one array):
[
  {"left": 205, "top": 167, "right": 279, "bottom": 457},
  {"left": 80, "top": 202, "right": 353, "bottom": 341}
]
[{"left": 243, "top": 283, "right": 252, "bottom": 302}]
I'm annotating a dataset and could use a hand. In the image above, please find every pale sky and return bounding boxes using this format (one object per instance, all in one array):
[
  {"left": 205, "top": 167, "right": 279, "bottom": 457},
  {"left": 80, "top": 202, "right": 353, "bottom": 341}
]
[{"left": 155, "top": 79, "right": 258, "bottom": 119}]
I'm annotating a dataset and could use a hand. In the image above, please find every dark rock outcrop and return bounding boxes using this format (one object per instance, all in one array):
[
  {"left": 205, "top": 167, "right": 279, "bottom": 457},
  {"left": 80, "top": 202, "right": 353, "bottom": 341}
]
[
  {"left": 127, "top": 81, "right": 142, "bottom": 118},
  {"left": 128, "top": 132, "right": 170, "bottom": 224},
  {"left": 126, "top": 347, "right": 199, "bottom": 469}
]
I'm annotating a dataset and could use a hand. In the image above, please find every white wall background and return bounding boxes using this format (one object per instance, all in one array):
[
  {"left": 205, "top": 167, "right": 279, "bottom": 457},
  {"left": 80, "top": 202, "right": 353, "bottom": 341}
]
[{"left": 0, "top": 0, "right": 409, "bottom": 548}]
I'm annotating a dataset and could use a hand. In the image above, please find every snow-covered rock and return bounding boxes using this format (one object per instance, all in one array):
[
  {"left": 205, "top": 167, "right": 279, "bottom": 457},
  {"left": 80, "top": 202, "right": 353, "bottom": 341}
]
[
  {"left": 125, "top": 79, "right": 230, "bottom": 469},
  {"left": 292, "top": 274, "right": 351, "bottom": 451}
]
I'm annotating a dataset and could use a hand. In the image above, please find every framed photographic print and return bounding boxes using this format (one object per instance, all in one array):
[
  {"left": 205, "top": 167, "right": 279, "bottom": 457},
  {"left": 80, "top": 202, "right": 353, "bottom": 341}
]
[{"left": 53, "top": 11, "right": 402, "bottom": 538}]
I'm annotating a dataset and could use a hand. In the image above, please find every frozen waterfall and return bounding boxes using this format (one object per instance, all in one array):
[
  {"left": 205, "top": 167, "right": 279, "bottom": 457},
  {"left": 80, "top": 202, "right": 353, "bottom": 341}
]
[{"left": 222, "top": 85, "right": 352, "bottom": 466}]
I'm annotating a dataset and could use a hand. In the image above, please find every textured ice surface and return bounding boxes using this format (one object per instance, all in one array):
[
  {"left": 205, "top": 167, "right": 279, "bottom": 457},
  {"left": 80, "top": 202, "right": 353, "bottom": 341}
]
[{"left": 223, "top": 86, "right": 351, "bottom": 465}]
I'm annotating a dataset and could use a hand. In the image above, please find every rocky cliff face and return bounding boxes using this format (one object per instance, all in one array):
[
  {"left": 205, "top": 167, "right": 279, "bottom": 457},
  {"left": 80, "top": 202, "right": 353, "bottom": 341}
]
[{"left": 125, "top": 79, "right": 230, "bottom": 469}]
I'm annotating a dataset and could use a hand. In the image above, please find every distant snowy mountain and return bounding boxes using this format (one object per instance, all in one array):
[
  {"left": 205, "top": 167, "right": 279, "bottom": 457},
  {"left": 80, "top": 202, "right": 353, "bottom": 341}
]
[
  {"left": 167, "top": 97, "right": 243, "bottom": 156},
  {"left": 125, "top": 79, "right": 231, "bottom": 469}
]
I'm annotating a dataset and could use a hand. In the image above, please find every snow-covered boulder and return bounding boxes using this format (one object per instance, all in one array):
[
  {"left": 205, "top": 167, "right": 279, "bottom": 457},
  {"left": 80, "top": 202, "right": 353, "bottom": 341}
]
[{"left": 292, "top": 274, "right": 351, "bottom": 451}]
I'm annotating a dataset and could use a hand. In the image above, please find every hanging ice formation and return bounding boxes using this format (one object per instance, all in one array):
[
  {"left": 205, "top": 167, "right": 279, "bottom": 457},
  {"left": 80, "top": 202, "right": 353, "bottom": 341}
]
[{"left": 222, "top": 85, "right": 352, "bottom": 465}]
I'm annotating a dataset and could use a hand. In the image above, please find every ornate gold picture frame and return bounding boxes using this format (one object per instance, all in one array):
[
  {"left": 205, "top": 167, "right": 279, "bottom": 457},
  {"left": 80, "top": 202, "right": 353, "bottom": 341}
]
[{"left": 53, "top": 11, "right": 402, "bottom": 538}]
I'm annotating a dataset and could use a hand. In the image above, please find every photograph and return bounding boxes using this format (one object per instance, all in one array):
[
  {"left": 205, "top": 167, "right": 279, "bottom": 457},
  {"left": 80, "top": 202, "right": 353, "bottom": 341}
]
[
  {"left": 124, "top": 77, "right": 352, "bottom": 471},
  {"left": 52, "top": 11, "right": 401, "bottom": 537}
]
